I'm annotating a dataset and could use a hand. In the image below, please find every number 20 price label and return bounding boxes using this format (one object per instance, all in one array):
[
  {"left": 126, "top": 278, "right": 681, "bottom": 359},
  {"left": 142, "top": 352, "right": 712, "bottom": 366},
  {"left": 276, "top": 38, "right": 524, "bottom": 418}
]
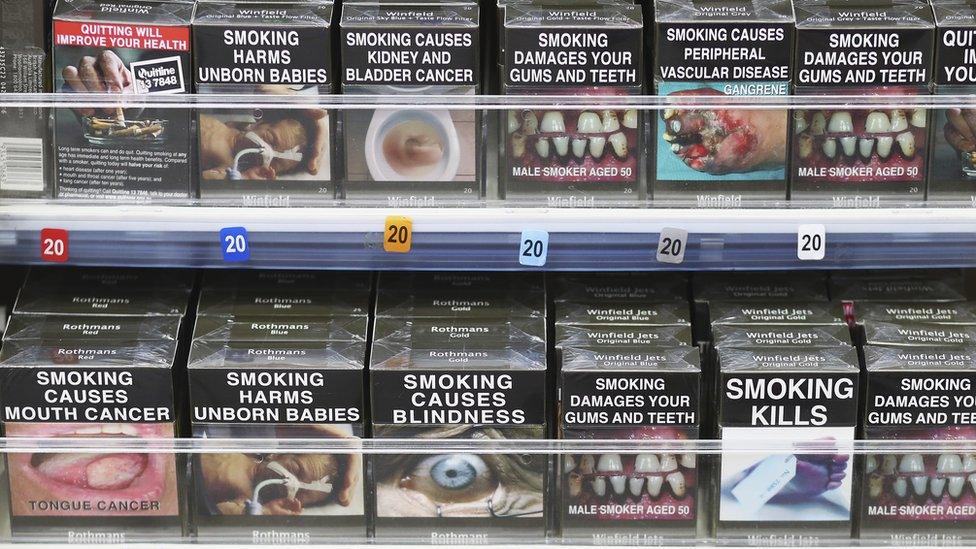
[
  {"left": 40, "top": 228, "right": 69, "bottom": 263},
  {"left": 220, "top": 227, "right": 250, "bottom": 262},
  {"left": 797, "top": 224, "right": 826, "bottom": 261},
  {"left": 519, "top": 230, "right": 549, "bottom": 267},
  {"left": 384, "top": 216, "right": 413, "bottom": 253}
]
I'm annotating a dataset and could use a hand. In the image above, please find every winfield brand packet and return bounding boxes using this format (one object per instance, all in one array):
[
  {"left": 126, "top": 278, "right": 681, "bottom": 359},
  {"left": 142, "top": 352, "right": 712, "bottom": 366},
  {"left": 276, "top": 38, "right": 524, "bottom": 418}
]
[
  {"left": 859, "top": 346, "right": 976, "bottom": 543},
  {"left": 715, "top": 347, "right": 860, "bottom": 543},
  {"left": 339, "top": 1, "right": 482, "bottom": 206},
  {"left": 652, "top": 0, "right": 794, "bottom": 207},
  {"left": 193, "top": 0, "right": 337, "bottom": 206},
  {"left": 500, "top": 2, "right": 644, "bottom": 205},
  {"left": 791, "top": 0, "right": 935, "bottom": 207},
  {"left": 559, "top": 346, "right": 702, "bottom": 542}
]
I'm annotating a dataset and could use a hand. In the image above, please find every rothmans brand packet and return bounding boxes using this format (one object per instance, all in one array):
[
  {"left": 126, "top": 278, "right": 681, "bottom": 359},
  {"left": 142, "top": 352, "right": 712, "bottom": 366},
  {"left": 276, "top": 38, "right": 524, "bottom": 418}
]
[
  {"left": 187, "top": 339, "right": 367, "bottom": 542},
  {"left": 368, "top": 315, "right": 548, "bottom": 541},
  {"left": 0, "top": 337, "right": 182, "bottom": 540}
]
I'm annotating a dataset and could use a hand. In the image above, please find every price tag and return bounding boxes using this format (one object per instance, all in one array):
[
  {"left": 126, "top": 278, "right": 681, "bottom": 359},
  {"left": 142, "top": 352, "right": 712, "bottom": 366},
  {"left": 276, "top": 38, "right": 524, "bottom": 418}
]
[
  {"left": 384, "top": 216, "right": 413, "bottom": 253},
  {"left": 40, "top": 228, "right": 69, "bottom": 263},
  {"left": 518, "top": 230, "right": 549, "bottom": 267},
  {"left": 656, "top": 227, "right": 687, "bottom": 264},
  {"left": 797, "top": 224, "right": 826, "bottom": 261},
  {"left": 220, "top": 227, "right": 250, "bottom": 262}
]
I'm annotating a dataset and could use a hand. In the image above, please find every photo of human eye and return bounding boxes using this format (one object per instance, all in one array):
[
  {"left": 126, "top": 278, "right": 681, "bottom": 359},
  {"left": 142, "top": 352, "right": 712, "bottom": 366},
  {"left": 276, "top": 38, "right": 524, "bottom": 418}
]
[
  {"left": 372, "top": 425, "right": 546, "bottom": 518},
  {"left": 401, "top": 454, "right": 497, "bottom": 504}
]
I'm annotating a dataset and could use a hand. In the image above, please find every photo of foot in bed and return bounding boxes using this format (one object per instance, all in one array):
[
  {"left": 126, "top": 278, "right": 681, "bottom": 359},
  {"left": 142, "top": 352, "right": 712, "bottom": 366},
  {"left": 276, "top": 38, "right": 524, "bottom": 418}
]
[
  {"left": 720, "top": 432, "right": 852, "bottom": 522},
  {"left": 195, "top": 424, "right": 362, "bottom": 517},
  {"left": 658, "top": 86, "right": 787, "bottom": 180}
]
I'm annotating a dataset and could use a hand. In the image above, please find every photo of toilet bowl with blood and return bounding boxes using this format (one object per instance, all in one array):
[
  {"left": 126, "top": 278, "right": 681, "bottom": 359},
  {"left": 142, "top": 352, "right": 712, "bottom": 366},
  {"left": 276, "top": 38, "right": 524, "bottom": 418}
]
[
  {"left": 860, "top": 346, "right": 976, "bottom": 543},
  {"left": 791, "top": 0, "right": 935, "bottom": 207},
  {"left": 339, "top": 1, "right": 482, "bottom": 206},
  {"left": 500, "top": 3, "right": 644, "bottom": 205},
  {"left": 652, "top": 0, "right": 794, "bottom": 207},
  {"left": 715, "top": 348, "right": 860, "bottom": 543},
  {"left": 559, "top": 346, "right": 702, "bottom": 542}
]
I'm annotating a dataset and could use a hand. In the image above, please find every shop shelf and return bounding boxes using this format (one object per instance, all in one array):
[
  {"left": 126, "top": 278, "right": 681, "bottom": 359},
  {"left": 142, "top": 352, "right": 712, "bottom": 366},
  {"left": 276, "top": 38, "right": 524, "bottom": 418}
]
[
  {"left": 2, "top": 203, "right": 976, "bottom": 270},
  {"left": 4, "top": 93, "right": 976, "bottom": 270},
  {"left": 0, "top": 437, "right": 969, "bottom": 546}
]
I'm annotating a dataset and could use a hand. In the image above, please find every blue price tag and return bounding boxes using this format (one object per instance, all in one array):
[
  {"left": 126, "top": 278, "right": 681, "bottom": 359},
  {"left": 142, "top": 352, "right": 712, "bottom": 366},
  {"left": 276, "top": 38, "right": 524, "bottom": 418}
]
[
  {"left": 518, "top": 229, "right": 549, "bottom": 267},
  {"left": 220, "top": 227, "right": 250, "bottom": 262}
]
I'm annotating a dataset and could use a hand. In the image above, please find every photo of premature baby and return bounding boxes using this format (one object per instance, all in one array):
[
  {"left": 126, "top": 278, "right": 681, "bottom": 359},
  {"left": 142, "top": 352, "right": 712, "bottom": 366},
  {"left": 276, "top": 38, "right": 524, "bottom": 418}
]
[
  {"left": 197, "top": 84, "right": 331, "bottom": 183},
  {"left": 193, "top": 424, "right": 362, "bottom": 517}
]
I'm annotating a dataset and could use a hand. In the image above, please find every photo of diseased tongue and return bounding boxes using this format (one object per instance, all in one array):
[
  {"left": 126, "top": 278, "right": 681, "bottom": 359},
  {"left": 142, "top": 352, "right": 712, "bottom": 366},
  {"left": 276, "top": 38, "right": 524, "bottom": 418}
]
[
  {"left": 33, "top": 453, "right": 148, "bottom": 491},
  {"left": 5, "top": 422, "right": 178, "bottom": 517},
  {"left": 662, "top": 88, "right": 787, "bottom": 175}
]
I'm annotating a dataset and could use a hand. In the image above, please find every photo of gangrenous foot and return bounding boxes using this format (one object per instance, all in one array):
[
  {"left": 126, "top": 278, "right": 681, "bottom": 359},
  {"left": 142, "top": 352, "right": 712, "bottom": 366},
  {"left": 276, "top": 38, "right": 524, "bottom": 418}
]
[{"left": 661, "top": 88, "right": 787, "bottom": 175}]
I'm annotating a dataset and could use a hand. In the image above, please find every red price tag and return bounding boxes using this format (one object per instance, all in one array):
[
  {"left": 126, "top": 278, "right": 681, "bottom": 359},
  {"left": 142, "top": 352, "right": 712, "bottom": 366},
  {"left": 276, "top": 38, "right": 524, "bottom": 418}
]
[{"left": 40, "top": 228, "right": 69, "bottom": 263}]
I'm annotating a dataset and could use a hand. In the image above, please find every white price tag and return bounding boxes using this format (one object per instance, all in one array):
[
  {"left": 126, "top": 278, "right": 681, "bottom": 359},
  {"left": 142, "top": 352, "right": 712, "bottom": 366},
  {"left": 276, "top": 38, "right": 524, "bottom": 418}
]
[
  {"left": 797, "top": 224, "right": 826, "bottom": 261},
  {"left": 518, "top": 230, "right": 549, "bottom": 267},
  {"left": 656, "top": 227, "right": 688, "bottom": 264}
]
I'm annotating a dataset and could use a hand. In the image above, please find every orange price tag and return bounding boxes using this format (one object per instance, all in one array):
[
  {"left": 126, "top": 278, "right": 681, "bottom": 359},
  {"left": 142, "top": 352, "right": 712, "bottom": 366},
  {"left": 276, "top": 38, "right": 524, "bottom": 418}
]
[{"left": 384, "top": 216, "right": 413, "bottom": 253}]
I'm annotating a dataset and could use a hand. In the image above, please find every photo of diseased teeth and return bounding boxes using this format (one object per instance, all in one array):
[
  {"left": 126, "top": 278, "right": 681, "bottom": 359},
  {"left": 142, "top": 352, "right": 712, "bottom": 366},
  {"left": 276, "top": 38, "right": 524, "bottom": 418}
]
[
  {"left": 562, "top": 427, "right": 697, "bottom": 522},
  {"left": 507, "top": 108, "right": 639, "bottom": 183},
  {"left": 659, "top": 87, "right": 787, "bottom": 176},
  {"left": 861, "top": 428, "right": 976, "bottom": 535},
  {"left": 792, "top": 106, "right": 928, "bottom": 182},
  {"left": 5, "top": 422, "right": 178, "bottom": 518},
  {"left": 861, "top": 346, "right": 976, "bottom": 539}
]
